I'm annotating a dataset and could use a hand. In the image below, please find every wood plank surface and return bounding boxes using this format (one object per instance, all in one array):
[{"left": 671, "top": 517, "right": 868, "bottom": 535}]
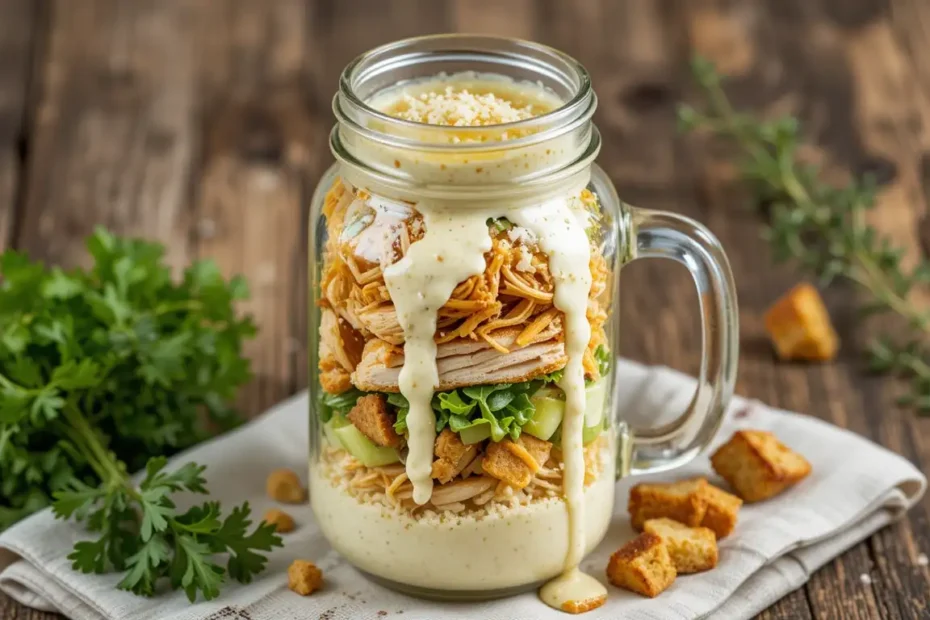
[
  {"left": 0, "top": 0, "right": 928, "bottom": 618},
  {"left": 0, "top": 0, "right": 40, "bottom": 253}
]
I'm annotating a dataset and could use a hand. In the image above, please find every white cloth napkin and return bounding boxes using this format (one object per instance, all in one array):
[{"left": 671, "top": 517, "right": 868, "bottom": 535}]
[{"left": 0, "top": 359, "right": 925, "bottom": 620}]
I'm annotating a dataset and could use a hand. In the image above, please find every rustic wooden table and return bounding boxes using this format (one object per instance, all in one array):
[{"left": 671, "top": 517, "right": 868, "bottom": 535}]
[{"left": 1, "top": 0, "right": 928, "bottom": 618}]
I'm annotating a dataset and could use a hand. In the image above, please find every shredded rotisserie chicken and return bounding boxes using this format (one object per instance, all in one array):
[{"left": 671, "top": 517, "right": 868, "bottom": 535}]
[{"left": 318, "top": 178, "right": 611, "bottom": 393}]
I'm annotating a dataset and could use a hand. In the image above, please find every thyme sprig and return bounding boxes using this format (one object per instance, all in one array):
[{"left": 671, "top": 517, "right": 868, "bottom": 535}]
[{"left": 678, "top": 57, "right": 930, "bottom": 414}]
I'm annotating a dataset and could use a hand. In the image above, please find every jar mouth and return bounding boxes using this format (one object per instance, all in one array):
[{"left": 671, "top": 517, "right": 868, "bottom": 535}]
[
  {"left": 331, "top": 124, "right": 602, "bottom": 204},
  {"left": 334, "top": 34, "right": 596, "bottom": 153}
]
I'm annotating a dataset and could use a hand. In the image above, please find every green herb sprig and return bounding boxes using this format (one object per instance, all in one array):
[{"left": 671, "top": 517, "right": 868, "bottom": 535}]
[
  {"left": 0, "top": 228, "right": 282, "bottom": 599},
  {"left": 53, "top": 457, "right": 281, "bottom": 601},
  {"left": 679, "top": 58, "right": 930, "bottom": 413}
]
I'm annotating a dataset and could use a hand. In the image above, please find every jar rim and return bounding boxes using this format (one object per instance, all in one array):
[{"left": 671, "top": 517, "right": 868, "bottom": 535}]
[{"left": 334, "top": 34, "right": 596, "bottom": 153}]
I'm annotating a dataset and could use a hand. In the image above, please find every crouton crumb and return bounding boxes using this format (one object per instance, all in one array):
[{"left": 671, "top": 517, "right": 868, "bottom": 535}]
[
  {"left": 711, "top": 430, "right": 812, "bottom": 502},
  {"left": 764, "top": 283, "right": 838, "bottom": 361},
  {"left": 266, "top": 468, "right": 307, "bottom": 504},
  {"left": 288, "top": 560, "right": 323, "bottom": 596},
  {"left": 561, "top": 593, "right": 607, "bottom": 614},
  {"left": 263, "top": 508, "right": 295, "bottom": 533}
]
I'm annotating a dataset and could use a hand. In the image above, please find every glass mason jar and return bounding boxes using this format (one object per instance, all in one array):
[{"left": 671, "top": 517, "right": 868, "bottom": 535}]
[{"left": 308, "top": 35, "right": 738, "bottom": 604}]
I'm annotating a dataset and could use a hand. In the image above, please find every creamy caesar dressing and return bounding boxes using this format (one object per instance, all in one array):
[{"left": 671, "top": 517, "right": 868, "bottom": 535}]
[
  {"left": 351, "top": 74, "right": 577, "bottom": 188},
  {"left": 309, "top": 461, "right": 614, "bottom": 591},
  {"left": 382, "top": 207, "right": 494, "bottom": 504},
  {"left": 338, "top": 75, "right": 604, "bottom": 610},
  {"left": 378, "top": 192, "right": 598, "bottom": 606},
  {"left": 509, "top": 200, "right": 604, "bottom": 609},
  {"left": 367, "top": 72, "right": 563, "bottom": 130}
]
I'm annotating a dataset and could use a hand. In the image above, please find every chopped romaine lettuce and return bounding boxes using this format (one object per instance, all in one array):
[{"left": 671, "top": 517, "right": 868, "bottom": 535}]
[
  {"left": 317, "top": 353, "right": 610, "bottom": 443},
  {"left": 390, "top": 376, "right": 555, "bottom": 441},
  {"left": 594, "top": 344, "right": 611, "bottom": 379},
  {"left": 486, "top": 217, "right": 513, "bottom": 233}
]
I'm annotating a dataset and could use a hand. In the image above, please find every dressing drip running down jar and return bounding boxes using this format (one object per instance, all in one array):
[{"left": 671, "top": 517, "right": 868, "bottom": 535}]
[{"left": 307, "top": 34, "right": 738, "bottom": 612}]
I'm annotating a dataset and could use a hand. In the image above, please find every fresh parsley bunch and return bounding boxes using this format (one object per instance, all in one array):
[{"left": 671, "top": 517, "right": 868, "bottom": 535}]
[{"left": 0, "top": 228, "right": 282, "bottom": 599}]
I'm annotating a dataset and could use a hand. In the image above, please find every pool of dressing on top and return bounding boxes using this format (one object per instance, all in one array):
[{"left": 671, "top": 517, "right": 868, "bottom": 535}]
[{"left": 362, "top": 73, "right": 607, "bottom": 611}]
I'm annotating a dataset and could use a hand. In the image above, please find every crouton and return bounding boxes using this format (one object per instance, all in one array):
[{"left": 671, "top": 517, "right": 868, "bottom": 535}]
[
  {"left": 320, "top": 356, "right": 352, "bottom": 393},
  {"left": 606, "top": 533, "right": 676, "bottom": 598},
  {"left": 711, "top": 430, "right": 811, "bottom": 502},
  {"left": 628, "top": 477, "right": 709, "bottom": 530},
  {"left": 431, "top": 429, "right": 478, "bottom": 484},
  {"left": 347, "top": 394, "right": 402, "bottom": 448},
  {"left": 643, "top": 518, "right": 718, "bottom": 574},
  {"left": 483, "top": 434, "right": 553, "bottom": 489},
  {"left": 266, "top": 468, "right": 307, "bottom": 504},
  {"left": 701, "top": 484, "right": 742, "bottom": 538},
  {"left": 764, "top": 283, "right": 838, "bottom": 361},
  {"left": 561, "top": 594, "right": 607, "bottom": 614},
  {"left": 288, "top": 560, "right": 323, "bottom": 596},
  {"left": 263, "top": 508, "right": 295, "bottom": 533}
]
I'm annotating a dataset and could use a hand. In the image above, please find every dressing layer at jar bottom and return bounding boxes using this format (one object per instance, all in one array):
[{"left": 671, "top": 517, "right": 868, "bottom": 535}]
[{"left": 308, "top": 465, "right": 614, "bottom": 592}]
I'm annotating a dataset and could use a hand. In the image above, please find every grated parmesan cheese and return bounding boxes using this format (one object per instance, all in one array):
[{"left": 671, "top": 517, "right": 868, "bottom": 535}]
[
  {"left": 385, "top": 83, "right": 549, "bottom": 127},
  {"left": 507, "top": 225, "right": 537, "bottom": 245},
  {"left": 387, "top": 85, "right": 542, "bottom": 127},
  {"left": 515, "top": 247, "right": 536, "bottom": 274}
]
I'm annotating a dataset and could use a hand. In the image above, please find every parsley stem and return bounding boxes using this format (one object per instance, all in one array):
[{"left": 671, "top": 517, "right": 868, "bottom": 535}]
[
  {"left": 0, "top": 427, "right": 12, "bottom": 455},
  {"left": 61, "top": 402, "right": 126, "bottom": 487},
  {"left": 152, "top": 300, "right": 203, "bottom": 317},
  {"left": 0, "top": 371, "right": 29, "bottom": 393}
]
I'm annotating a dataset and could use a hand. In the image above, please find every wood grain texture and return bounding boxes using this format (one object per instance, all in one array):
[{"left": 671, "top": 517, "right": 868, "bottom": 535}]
[
  {"left": 191, "top": 0, "right": 314, "bottom": 414},
  {"left": 1, "top": 0, "right": 929, "bottom": 618},
  {"left": 0, "top": 0, "right": 40, "bottom": 252},
  {"left": 0, "top": 8, "right": 46, "bottom": 620},
  {"left": 15, "top": 0, "right": 201, "bottom": 271}
]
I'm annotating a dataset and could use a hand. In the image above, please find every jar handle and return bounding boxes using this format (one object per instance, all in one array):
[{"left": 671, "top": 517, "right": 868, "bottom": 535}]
[{"left": 617, "top": 208, "right": 739, "bottom": 477}]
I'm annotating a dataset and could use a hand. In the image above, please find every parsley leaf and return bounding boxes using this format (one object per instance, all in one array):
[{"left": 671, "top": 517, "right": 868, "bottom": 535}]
[
  {"left": 171, "top": 534, "right": 225, "bottom": 602},
  {"left": 211, "top": 503, "right": 280, "bottom": 584},
  {"left": 318, "top": 387, "right": 366, "bottom": 423},
  {"left": 118, "top": 536, "right": 172, "bottom": 597}
]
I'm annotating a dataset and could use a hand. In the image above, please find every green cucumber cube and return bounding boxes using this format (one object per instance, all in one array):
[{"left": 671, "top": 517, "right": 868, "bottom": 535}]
[
  {"left": 334, "top": 423, "right": 400, "bottom": 467},
  {"left": 524, "top": 395, "right": 564, "bottom": 440},
  {"left": 322, "top": 414, "right": 350, "bottom": 447},
  {"left": 459, "top": 421, "right": 492, "bottom": 445},
  {"left": 584, "top": 379, "right": 608, "bottom": 427}
]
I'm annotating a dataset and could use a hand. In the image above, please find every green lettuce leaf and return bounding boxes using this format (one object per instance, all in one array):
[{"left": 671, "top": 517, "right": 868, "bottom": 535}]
[
  {"left": 315, "top": 350, "right": 615, "bottom": 443},
  {"left": 594, "top": 344, "right": 611, "bottom": 379},
  {"left": 318, "top": 388, "right": 365, "bottom": 423}
]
